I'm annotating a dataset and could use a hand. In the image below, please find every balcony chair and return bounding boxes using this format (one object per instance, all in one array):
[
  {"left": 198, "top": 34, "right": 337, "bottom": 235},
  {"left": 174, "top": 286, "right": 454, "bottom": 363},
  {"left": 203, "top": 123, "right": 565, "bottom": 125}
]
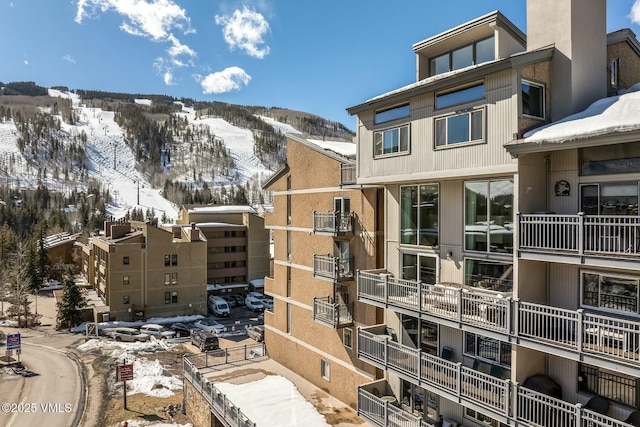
[
  {"left": 585, "top": 395, "right": 609, "bottom": 415},
  {"left": 440, "top": 346, "right": 454, "bottom": 361},
  {"left": 625, "top": 410, "right": 640, "bottom": 427}
]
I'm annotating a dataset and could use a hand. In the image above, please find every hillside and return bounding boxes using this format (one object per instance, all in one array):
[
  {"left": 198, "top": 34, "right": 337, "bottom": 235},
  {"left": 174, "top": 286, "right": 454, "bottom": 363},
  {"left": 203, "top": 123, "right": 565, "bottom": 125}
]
[{"left": 0, "top": 81, "right": 355, "bottom": 233}]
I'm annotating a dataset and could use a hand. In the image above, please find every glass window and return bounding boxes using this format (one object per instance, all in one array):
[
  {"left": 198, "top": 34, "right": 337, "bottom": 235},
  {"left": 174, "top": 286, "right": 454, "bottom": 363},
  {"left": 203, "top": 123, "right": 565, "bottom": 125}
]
[
  {"left": 522, "top": 81, "right": 544, "bottom": 118},
  {"left": 374, "top": 125, "right": 410, "bottom": 156},
  {"left": 435, "top": 110, "right": 484, "bottom": 146},
  {"left": 123, "top": 295, "right": 130, "bottom": 305},
  {"left": 581, "top": 142, "right": 640, "bottom": 176},
  {"left": 401, "top": 184, "right": 439, "bottom": 246},
  {"left": 165, "top": 273, "right": 171, "bottom": 285},
  {"left": 171, "top": 254, "right": 178, "bottom": 266},
  {"left": 465, "top": 332, "right": 511, "bottom": 366},
  {"left": 164, "top": 254, "right": 170, "bottom": 266},
  {"left": 343, "top": 328, "right": 353, "bottom": 349},
  {"left": 430, "top": 53, "right": 450, "bottom": 76},
  {"left": 123, "top": 275, "right": 130, "bottom": 285},
  {"left": 375, "top": 104, "right": 409, "bottom": 124},
  {"left": 475, "top": 37, "right": 495, "bottom": 64},
  {"left": 172, "top": 292, "right": 178, "bottom": 304},
  {"left": 123, "top": 256, "right": 129, "bottom": 265},
  {"left": 611, "top": 59, "right": 619, "bottom": 87},
  {"left": 321, "top": 359, "right": 330, "bottom": 380},
  {"left": 580, "top": 183, "right": 639, "bottom": 215},
  {"left": 171, "top": 273, "right": 178, "bottom": 285},
  {"left": 164, "top": 292, "right": 171, "bottom": 304},
  {"left": 465, "top": 180, "right": 514, "bottom": 253},
  {"left": 465, "top": 259, "right": 513, "bottom": 292},
  {"left": 402, "top": 253, "right": 437, "bottom": 284},
  {"left": 436, "top": 84, "right": 484, "bottom": 109},
  {"left": 452, "top": 44, "right": 473, "bottom": 70},
  {"left": 581, "top": 271, "right": 639, "bottom": 315}
]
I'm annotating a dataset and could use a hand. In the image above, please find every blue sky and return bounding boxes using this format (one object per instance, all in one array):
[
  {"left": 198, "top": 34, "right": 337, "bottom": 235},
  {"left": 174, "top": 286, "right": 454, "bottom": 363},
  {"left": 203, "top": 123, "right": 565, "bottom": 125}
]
[{"left": 1, "top": 1, "right": 639, "bottom": 130}]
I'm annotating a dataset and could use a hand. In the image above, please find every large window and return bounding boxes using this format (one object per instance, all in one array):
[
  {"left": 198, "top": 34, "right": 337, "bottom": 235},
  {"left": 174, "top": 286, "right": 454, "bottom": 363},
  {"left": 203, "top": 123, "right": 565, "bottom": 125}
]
[
  {"left": 465, "top": 180, "right": 514, "bottom": 253},
  {"left": 402, "top": 253, "right": 437, "bottom": 284},
  {"left": 435, "top": 109, "right": 484, "bottom": 147},
  {"left": 580, "top": 182, "right": 639, "bottom": 215},
  {"left": 429, "top": 37, "right": 495, "bottom": 77},
  {"left": 581, "top": 142, "right": 640, "bottom": 176},
  {"left": 400, "top": 184, "right": 439, "bottom": 246},
  {"left": 374, "top": 125, "right": 410, "bottom": 156},
  {"left": 522, "top": 80, "right": 545, "bottom": 119},
  {"left": 579, "top": 363, "right": 638, "bottom": 407},
  {"left": 375, "top": 104, "right": 409, "bottom": 124},
  {"left": 465, "top": 332, "right": 511, "bottom": 366},
  {"left": 581, "top": 271, "right": 639, "bottom": 315},
  {"left": 465, "top": 259, "right": 513, "bottom": 292},
  {"left": 436, "top": 84, "right": 484, "bottom": 109}
]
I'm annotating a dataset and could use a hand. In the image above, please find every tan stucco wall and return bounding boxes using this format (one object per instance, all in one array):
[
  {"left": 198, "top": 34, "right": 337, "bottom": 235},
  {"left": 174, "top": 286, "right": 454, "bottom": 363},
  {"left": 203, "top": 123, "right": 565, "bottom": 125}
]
[
  {"left": 608, "top": 40, "right": 640, "bottom": 94},
  {"left": 184, "top": 381, "right": 212, "bottom": 427}
]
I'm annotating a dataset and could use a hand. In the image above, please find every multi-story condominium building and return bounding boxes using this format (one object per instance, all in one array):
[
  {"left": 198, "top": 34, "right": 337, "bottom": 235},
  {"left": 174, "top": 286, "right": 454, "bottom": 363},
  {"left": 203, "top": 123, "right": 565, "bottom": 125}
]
[
  {"left": 175, "top": 205, "right": 270, "bottom": 285},
  {"left": 81, "top": 220, "right": 207, "bottom": 320},
  {"left": 344, "top": 1, "right": 640, "bottom": 426},
  {"left": 262, "top": 133, "right": 384, "bottom": 406}
]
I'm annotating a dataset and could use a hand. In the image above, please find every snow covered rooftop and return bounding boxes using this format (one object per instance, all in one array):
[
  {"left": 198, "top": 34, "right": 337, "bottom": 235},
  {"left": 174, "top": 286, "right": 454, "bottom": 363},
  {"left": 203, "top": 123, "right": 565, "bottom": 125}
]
[
  {"left": 307, "top": 138, "right": 356, "bottom": 157},
  {"left": 522, "top": 83, "right": 640, "bottom": 144},
  {"left": 194, "top": 222, "right": 245, "bottom": 228},
  {"left": 188, "top": 205, "right": 257, "bottom": 214}
]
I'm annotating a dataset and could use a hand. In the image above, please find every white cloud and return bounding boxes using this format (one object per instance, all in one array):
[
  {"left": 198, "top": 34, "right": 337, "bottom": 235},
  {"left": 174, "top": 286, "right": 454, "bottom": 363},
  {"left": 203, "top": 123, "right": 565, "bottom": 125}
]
[
  {"left": 63, "top": 54, "right": 76, "bottom": 64},
  {"left": 23, "top": 60, "right": 28, "bottom": 65},
  {"left": 167, "top": 33, "right": 196, "bottom": 65},
  {"left": 630, "top": 0, "right": 640, "bottom": 26},
  {"left": 163, "top": 71, "right": 174, "bottom": 86},
  {"left": 75, "top": 0, "right": 191, "bottom": 40},
  {"left": 215, "top": 6, "right": 270, "bottom": 59},
  {"left": 198, "top": 67, "right": 251, "bottom": 94}
]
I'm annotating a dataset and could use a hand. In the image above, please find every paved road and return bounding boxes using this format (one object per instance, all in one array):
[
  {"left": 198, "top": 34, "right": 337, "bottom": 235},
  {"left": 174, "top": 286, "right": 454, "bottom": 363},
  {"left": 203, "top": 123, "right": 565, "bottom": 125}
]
[{"left": 0, "top": 342, "right": 82, "bottom": 427}]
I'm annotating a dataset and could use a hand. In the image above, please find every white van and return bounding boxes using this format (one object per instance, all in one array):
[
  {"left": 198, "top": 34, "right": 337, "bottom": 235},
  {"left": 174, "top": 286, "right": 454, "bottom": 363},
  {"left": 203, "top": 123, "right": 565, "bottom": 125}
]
[{"left": 208, "top": 295, "right": 231, "bottom": 317}]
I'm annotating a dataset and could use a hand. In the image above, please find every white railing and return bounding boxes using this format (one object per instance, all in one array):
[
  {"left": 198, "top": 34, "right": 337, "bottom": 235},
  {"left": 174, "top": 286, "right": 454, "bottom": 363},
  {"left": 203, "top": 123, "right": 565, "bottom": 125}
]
[
  {"left": 358, "top": 271, "right": 512, "bottom": 334},
  {"left": 518, "top": 213, "right": 640, "bottom": 257},
  {"left": 357, "top": 332, "right": 635, "bottom": 427},
  {"left": 183, "top": 344, "right": 266, "bottom": 427},
  {"left": 313, "top": 211, "right": 353, "bottom": 234}
]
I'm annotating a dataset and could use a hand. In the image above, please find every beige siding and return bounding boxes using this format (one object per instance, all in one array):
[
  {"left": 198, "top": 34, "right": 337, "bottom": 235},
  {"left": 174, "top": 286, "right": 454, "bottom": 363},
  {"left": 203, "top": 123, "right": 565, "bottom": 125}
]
[{"left": 549, "top": 263, "right": 579, "bottom": 310}]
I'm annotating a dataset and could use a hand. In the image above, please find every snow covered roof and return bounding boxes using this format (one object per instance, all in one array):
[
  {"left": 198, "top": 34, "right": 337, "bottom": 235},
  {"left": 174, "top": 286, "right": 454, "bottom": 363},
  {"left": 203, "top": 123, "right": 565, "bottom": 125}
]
[
  {"left": 307, "top": 138, "right": 356, "bottom": 157},
  {"left": 195, "top": 222, "right": 245, "bottom": 228},
  {"left": 506, "top": 83, "right": 640, "bottom": 154},
  {"left": 187, "top": 205, "right": 257, "bottom": 214},
  {"left": 287, "top": 133, "right": 356, "bottom": 162}
]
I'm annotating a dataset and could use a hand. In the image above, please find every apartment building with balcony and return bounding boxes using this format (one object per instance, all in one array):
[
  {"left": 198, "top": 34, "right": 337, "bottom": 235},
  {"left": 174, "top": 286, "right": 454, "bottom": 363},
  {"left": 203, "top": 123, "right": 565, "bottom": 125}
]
[
  {"left": 175, "top": 204, "right": 270, "bottom": 285},
  {"left": 262, "top": 134, "right": 383, "bottom": 406},
  {"left": 346, "top": 1, "right": 640, "bottom": 426},
  {"left": 80, "top": 220, "right": 207, "bottom": 320}
]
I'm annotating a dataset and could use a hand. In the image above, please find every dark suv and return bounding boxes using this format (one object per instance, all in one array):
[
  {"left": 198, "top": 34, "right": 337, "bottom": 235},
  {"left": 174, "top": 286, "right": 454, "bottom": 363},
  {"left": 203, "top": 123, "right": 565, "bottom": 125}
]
[{"left": 191, "top": 330, "right": 220, "bottom": 351}]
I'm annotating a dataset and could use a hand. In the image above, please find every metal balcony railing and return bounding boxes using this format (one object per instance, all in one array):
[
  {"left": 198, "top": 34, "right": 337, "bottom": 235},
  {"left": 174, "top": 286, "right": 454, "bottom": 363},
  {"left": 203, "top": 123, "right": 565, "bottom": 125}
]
[
  {"left": 313, "top": 211, "right": 353, "bottom": 234},
  {"left": 518, "top": 213, "right": 640, "bottom": 258},
  {"left": 312, "top": 296, "right": 354, "bottom": 328},
  {"left": 340, "top": 163, "right": 356, "bottom": 186},
  {"left": 313, "top": 254, "right": 354, "bottom": 281},
  {"left": 356, "top": 328, "right": 635, "bottom": 427},
  {"left": 357, "top": 269, "right": 640, "bottom": 368}
]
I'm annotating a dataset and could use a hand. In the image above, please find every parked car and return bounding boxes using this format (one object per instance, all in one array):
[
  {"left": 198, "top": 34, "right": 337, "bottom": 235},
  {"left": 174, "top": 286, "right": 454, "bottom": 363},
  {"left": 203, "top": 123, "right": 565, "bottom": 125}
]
[
  {"left": 261, "top": 298, "right": 274, "bottom": 311},
  {"left": 208, "top": 295, "right": 231, "bottom": 317},
  {"left": 222, "top": 295, "right": 237, "bottom": 308},
  {"left": 246, "top": 291, "right": 264, "bottom": 300},
  {"left": 230, "top": 294, "right": 246, "bottom": 306},
  {"left": 245, "top": 295, "right": 265, "bottom": 312},
  {"left": 246, "top": 324, "right": 265, "bottom": 342},
  {"left": 112, "top": 327, "right": 150, "bottom": 342},
  {"left": 194, "top": 318, "right": 227, "bottom": 334},
  {"left": 140, "top": 323, "right": 176, "bottom": 339},
  {"left": 191, "top": 330, "right": 220, "bottom": 351},
  {"left": 170, "top": 322, "right": 199, "bottom": 337}
]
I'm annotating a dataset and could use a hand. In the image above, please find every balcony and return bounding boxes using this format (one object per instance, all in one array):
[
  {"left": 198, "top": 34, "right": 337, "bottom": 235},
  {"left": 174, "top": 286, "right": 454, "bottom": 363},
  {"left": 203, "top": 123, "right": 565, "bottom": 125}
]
[
  {"left": 358, "top": 380, "right": 433, "bottom": 427},
  {"left": 313, "top": 254, "right": 354, "bottom": 281},
  {"left": 357, "top": 270, "right": 640, "bottom": 371},
  {"left": 340, "top": 163, "right": 356, "bottom": 186},
  {"left": 313, "top": 211, "right": 354, "bottom": 235},
  {"left": 357, "top": 327, "right": 637, "bottom": 427},
  {"left": 357, "top": 270, "right": 511, "bottom": 335},
  {"left": 312, "top": 296, "right": 354, "bottom": 328},
  {"left": 518, "top": 213, "right": 640, "bottom": 266}
]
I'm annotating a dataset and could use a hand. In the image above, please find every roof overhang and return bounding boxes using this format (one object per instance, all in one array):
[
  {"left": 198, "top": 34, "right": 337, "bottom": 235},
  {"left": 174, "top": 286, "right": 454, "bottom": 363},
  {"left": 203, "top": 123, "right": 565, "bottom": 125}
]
[
  {"left": 505, "top": 129, "right": 640, "bottom": 156},
  {"left": 346, "top": 46, "right": 554, "bottom": 116}
]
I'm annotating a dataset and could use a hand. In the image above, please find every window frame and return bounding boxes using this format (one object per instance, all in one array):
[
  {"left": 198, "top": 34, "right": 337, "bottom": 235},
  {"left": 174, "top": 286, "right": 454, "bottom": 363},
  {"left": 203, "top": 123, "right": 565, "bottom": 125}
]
[
  {"left": 123, "top": 295, "right": 130, "bottom": 305},
  {"left": 521, "top": 79, "right": 545, "bottom": 120},
  {"left": 464, "top": 179, "right": 514, "bottom": 254},
  {"left": 434, "top": 107, "right": 485, "bottom": 148},
  {"left": 375, "top": 103, "right": 410, "bottom": 125},
  {"left": 320, "top": 359, "right": 331, "bottom": 381},
  {"left": 171, "top": 254, "right": 178, "bottom": 266},
  {"left": 435, "top": 83, "right": 485, "bottom": 110},
  {"left": 164, "top": 254, "right": 170, "bottom": 266},
  {"left": 343, "top": 328, "right": 353, "bottom": 349},
  {"left": 123, "top": 256, "right": 130, "bottom": 265},
  {"left": 464, "top": 258, "right": 513, "bottom": 293},
  {"left": 464, "top": 332, "right": 511, "bottom": 367},
  {"left": 580, "top": 270, "right": 640, "bottom": 316},
  {"left": 123, "top": 275, "right": 130, "bottom": 286},
  {"left": 428, "top": 36, "right": 495, "bottom": 77},
  {"left": 400, "top": 183, "right": 440, "bottom": 247},
  {"left": 373, "top": 124, "right": 410, "bottom": 158},
  {"left": 165, "top": 273, "right": 171, "bottom": 285}
]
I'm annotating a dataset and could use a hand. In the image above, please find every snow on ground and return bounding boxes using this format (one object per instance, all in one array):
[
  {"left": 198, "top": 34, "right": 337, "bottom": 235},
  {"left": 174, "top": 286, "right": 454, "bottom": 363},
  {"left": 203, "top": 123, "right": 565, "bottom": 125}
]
[
  {"left": 70, "top": 314, "right": 205, "bottom": 333},
  {"left": 215, "top": 375, "right": 331, "bottom": 427},
  {"left": 77, "top": 338, "right": 182, "bottom": 398},
  {"left": 524, "top": 83, "right": 640, "bottom": 143},
  {"left": 257, "top": 115, "right": 301, "bottom": 136},
  {"left": 308, "top": 138, "right": 356, "bottom": 157}
]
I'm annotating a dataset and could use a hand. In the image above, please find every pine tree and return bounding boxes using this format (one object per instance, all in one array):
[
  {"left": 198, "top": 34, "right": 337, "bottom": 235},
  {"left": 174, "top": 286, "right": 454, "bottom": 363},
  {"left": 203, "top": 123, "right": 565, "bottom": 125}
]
[{"left": 56, "top": 269, "right": 86, "bottom": 329}]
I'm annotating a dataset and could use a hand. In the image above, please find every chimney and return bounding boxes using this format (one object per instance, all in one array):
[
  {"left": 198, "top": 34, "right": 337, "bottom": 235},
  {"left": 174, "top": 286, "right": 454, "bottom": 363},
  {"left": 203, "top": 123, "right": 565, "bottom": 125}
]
[
  {"left": 526, "top": 0, "right": 607, "bottom": 120},
  {"left": 190, "top": 222, "right": 198, "bottom": 241}
]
